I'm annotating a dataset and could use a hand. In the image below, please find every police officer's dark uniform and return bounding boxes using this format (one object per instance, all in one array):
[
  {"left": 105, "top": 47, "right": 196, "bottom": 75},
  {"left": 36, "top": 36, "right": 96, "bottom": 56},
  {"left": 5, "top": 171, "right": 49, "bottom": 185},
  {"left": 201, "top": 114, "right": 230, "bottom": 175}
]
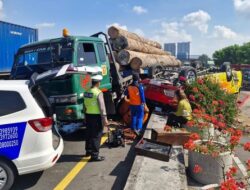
[{"left": 84, "top": 75, "right": 107, "bottom": 161}]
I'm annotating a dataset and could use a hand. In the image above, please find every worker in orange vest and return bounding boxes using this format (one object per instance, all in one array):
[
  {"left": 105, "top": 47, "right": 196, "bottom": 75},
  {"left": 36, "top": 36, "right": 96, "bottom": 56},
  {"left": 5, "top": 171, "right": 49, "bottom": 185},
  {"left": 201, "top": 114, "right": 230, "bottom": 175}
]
[{"left": 124, "top": 74, "right": 146, "bottom": 135}]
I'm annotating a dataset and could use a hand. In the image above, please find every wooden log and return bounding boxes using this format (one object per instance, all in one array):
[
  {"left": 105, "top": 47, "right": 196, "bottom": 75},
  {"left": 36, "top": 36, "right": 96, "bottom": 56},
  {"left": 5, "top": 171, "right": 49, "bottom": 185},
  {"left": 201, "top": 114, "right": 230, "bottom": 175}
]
[
  {"left": 111, "top": 36, "right": 169, "bottom": 55},
  {"left": 116, "top": 49, "right": 131, "bottom": 65},
  {"left": 117, "top": 50, "right": 181, "bottom": 70},
  {"left": 108, "top": 26, "right": 162, "bottom": 49}
]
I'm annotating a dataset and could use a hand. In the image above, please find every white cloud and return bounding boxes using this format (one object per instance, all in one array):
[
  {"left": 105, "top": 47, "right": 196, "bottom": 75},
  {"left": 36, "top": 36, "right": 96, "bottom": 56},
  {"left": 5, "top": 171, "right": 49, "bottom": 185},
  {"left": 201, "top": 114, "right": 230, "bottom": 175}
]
[
  {"left": 153, "top": 22, "right": 192, "bottom": 43},
  {"left": 213, "top": 25, "right": 238, "bottom": 39},
  {"left": 106, "top": 23, "right": 128, "bottom": 30},
  {"left": 133, "top": 28, "right": 145, "bottom": 37},
  {"left": 132, "top": 6, "right": 147, "bottom": 15},
  {"left": 233, "top": 0, "right": 250, "bottom": 15},
  {"left": 183, "top": 10, "right": 211, "bottom": 33},
  {"left": 35, "top": 22, "right": 56, "bottom": 29}
]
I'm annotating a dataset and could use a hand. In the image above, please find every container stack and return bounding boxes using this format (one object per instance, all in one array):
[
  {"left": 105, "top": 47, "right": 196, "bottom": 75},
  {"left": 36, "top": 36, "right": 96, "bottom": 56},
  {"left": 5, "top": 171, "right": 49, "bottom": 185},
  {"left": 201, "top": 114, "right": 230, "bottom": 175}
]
[{"left": 108, "top": 26, "right": 181, "bottom": 75}]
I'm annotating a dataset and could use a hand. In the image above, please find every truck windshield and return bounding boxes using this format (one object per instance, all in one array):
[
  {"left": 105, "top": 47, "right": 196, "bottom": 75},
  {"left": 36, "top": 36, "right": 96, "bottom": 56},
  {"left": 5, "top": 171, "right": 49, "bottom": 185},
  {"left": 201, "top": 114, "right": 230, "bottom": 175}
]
[{"left": 15, "top": 40, "right": 73, "bottom": 66}]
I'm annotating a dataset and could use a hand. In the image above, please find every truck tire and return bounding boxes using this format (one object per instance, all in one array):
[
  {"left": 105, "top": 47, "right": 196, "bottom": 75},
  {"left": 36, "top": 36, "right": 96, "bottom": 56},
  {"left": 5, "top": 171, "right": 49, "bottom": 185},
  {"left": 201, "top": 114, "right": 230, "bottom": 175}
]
[
  {"left": 220, "top": 63, "right": 233, "bottom": 82},
  {"left": 179, "top": 67, "right": 197, "bottom": 84},
  {"left": 149, "top": 65, "right": 163, "bottom": 78},
  {"left": 0, "top": 159, "right": 16, "bottom": 190}
]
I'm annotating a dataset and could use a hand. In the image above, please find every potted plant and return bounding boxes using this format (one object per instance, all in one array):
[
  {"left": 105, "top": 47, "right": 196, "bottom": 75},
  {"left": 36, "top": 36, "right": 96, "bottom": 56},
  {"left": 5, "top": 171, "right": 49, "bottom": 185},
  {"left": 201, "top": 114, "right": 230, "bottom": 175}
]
[{"left": 183, "top": 78, "right": 249, "bottom": 187}]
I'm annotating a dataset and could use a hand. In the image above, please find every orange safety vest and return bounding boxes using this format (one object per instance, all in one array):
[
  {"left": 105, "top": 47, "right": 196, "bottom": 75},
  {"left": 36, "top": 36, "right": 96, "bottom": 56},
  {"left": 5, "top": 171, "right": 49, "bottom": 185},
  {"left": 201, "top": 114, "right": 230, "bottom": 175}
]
[{"left": 127, "top": 86, "right": 141, "bottom": 105}]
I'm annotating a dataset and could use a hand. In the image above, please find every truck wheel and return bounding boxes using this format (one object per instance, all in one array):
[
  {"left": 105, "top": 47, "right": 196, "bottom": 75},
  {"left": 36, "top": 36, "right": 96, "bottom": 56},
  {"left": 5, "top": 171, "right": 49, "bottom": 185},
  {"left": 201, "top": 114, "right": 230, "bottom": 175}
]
[
  {"left": 149, "top": 65, "right": 163, "bottom": 78},
  {"left": 0, "top": 159, "right": 16, "bottom": 190},
  {"left": 220, "top": 63, "right": 233, "bottom": 82},
  {"left": 179, "top": 67, "right": 197, "bottom": 84}
]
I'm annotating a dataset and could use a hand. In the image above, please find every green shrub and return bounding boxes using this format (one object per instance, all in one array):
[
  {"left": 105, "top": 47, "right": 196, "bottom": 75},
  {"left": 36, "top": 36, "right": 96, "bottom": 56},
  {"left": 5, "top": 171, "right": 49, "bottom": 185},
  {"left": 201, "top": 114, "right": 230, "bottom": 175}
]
[{"left": 185, "top": 78, "right": 238, "bottom": 126}]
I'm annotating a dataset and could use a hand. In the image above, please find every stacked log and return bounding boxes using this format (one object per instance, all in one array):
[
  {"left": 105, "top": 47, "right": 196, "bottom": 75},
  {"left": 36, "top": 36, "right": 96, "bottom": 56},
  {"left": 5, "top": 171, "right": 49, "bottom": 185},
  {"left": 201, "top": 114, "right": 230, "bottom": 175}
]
[
  {"left": 108, "top": 26, "right": 181, "bottom": 72},
  {"left": 110, "top": 36, "right": 169, "bottom": 55},
  {"left": 108, "top": 26, "right": 162, "bottom": 49},
  {"left": 117, "top": 50, "right": 180, "bottom": 70}
]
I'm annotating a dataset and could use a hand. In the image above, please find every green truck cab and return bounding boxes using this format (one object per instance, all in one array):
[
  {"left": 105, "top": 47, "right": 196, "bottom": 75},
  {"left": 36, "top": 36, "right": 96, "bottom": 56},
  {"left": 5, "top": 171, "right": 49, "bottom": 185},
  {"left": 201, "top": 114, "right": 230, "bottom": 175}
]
[{"left": 11, "top": 31, "right": 130, "bottom": 125}]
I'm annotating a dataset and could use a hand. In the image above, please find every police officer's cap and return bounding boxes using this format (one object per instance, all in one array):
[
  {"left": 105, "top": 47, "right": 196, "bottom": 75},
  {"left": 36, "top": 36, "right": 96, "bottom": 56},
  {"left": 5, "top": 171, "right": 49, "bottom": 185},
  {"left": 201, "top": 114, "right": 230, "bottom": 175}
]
[{"left": 91, "top": 75, "right": 103, "bottom": 82}]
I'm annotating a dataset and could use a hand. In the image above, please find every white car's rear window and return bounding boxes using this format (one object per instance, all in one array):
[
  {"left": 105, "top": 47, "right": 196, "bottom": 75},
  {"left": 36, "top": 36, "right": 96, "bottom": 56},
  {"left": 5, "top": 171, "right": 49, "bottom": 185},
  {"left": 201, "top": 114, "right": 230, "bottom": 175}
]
[{"left": 0, "top": 91, "right": 26, "bottom": 116}]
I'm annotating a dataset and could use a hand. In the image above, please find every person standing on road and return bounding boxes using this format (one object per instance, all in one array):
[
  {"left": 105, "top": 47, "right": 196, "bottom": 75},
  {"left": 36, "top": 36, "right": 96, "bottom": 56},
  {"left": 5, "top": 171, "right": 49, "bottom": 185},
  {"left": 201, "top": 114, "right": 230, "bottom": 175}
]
[
  {"left": 84, "top": 74, "right": 108, "bottom": 161},
  {"left": 124, "top": 74, "right": 146, "bottom": 135},
  {"left": 167, "top": 89, "right": 192, "bottom": 127}
]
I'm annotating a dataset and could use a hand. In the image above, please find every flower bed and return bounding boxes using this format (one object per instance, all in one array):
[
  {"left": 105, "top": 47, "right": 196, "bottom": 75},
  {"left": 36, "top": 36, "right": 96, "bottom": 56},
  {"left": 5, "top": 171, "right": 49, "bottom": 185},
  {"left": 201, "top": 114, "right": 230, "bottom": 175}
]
[{"left": 183, "top": 78, "right": 250, "bottom": 189}]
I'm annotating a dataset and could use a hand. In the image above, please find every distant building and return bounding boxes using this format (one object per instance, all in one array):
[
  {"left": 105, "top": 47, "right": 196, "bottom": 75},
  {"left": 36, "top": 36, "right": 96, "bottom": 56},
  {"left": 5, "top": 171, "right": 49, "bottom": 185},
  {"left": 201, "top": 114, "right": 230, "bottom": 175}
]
[
  {"left": 164, "top": 43, "right": 176, "bottom": 56},
  {"left": 177, "top": 42, "right": 190, "bottom": 60}
]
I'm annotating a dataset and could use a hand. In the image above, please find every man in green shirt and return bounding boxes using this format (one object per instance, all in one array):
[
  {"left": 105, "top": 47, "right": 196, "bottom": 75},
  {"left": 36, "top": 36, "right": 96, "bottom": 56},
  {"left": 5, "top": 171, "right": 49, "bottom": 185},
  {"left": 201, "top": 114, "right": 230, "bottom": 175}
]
[{"left": 84, "top": 74, "right": 108, "bottom": 161}]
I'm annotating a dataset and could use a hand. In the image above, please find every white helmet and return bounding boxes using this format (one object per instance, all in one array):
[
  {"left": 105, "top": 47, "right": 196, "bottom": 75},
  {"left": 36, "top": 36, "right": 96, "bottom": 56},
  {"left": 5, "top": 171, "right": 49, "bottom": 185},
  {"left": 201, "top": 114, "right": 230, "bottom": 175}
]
[{"left": 91, "top": 74, "right": 103, "bottom": 82}]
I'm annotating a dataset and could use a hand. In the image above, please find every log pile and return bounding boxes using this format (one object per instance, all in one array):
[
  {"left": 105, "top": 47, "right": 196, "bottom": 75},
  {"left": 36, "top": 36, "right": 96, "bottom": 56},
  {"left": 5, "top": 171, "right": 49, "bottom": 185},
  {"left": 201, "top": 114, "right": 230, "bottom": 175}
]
[{"left": 108, "top": 26, "right": 181, "bottom": 74}]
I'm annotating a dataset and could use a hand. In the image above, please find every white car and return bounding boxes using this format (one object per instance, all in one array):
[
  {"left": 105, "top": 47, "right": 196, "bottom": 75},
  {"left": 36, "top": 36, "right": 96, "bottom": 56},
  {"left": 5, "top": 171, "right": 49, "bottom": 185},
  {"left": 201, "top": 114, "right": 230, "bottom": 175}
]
[
  {"left": 0, "top": 80, "right": 63, "bottom": 190},
  {"left": 0, "top": 64, "right": 99, "bottom": 190}
]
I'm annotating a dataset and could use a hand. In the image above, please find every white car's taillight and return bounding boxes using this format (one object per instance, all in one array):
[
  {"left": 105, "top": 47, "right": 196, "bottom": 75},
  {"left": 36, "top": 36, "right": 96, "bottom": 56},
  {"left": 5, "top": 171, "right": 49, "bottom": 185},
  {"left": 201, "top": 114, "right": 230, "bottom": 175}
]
[{"left": 28, "top": 117, "right": 53, "bottom": 132}]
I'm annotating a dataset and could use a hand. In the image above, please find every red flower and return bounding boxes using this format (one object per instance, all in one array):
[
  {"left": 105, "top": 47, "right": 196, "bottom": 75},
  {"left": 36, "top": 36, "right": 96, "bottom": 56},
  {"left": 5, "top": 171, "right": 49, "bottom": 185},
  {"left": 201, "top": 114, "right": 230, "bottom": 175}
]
[
  {"left": 226, "top": 171, "right": 233, "bottom": 179},
  {"left": 228, "top": 128, "right": 235, "bottom": 134},
  {"left": 220, "top": 178, "right": 238, "bottom": 190},
  {"left": 212, "top": 100, "right": 219, "bottom": 106},
  {"left": 230, "top": 136, "right": 240, "bottom": 146},
  {"left": 218, "top": 100, "right": 225, "bottom": 106},
  {"left": 193, "top": 164, "right": 202, "bottom": 173},
  {"left": 186, "top": 120, "right": 195, "bottom": 127},
  {"left": 211, "top": 116, "right": 218, "bottom": 125},
  {"left": 233, "top": 129, "right": 242, "bottom": 137},
  {"left": 197, "top": 79, "right": 204, "bottom": 85},
  {"left": 236, "top": 181, "right": 245, "bottom": 189},
  {"left": 199, "top": 94, "right": 204, "bottom": 100},
  {"left": 189, "top": 95, "right": 195, "bottom": 101},
  {"left": 243, "top": 142, "right": 250, "bottom": 151},
  {"left": 229, "top": 167, "right": 237, "bottom": 175},
  {"left": 217, "top": 122, "right": 226, "bottom": 129},
  {"left": 190, "top": 133, "right": 200, "bottom": 141},
  {"left": 218, "top": 114, "right": 224, "bottom": 120},
  {"left": 192, "top": 87, "right": 199, "bottom": 93},
  {"left": 184, "top": 139, "right": 196, "bottom": 151},
  {"left": 203, "top": 114, "right": 211, "bottom": 121},
  {"left": 193, "top": 109, "right": 202, "bottom": 114}
]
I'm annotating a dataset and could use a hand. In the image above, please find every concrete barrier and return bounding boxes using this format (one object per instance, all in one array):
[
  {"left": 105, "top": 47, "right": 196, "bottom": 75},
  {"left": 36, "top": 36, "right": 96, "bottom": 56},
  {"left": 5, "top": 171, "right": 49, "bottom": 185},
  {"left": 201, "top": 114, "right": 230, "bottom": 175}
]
[{"left": 124, "top": 112, "right": 188, "bottom": 190}]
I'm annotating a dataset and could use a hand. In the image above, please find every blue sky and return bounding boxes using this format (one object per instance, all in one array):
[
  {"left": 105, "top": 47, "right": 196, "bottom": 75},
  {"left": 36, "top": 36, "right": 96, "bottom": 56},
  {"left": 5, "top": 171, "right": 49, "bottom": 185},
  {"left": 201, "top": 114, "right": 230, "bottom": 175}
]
[{"left": 1, "top": 0, "right": 250, "bottom": 56}]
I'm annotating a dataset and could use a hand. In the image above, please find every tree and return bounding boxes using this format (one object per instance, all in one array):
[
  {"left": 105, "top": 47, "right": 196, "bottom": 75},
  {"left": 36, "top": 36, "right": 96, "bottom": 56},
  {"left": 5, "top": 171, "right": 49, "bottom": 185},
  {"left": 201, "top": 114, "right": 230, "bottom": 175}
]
[
  {"left": 213, "top": 43, "right": 250, "bottom": 65},
  {"left": 198, "top": 54, "right": 211, "bottom": 65}
]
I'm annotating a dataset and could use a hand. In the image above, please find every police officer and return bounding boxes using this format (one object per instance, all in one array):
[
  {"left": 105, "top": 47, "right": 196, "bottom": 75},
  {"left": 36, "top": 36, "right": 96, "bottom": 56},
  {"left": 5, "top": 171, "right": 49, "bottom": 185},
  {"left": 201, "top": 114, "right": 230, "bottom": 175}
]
[
  {"left": 84, "top": 74, "right": 108, "bottom": 161},
  {"left": 124, "top": 74, "right": 146, "bottom": 135}
]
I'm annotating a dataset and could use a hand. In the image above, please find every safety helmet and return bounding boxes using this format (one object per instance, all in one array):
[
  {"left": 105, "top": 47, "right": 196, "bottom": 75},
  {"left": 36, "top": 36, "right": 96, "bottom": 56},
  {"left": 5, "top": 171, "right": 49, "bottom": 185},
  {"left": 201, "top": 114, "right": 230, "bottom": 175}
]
[{"left": 91, "top": 74, "right": 103, "bottom": 82}]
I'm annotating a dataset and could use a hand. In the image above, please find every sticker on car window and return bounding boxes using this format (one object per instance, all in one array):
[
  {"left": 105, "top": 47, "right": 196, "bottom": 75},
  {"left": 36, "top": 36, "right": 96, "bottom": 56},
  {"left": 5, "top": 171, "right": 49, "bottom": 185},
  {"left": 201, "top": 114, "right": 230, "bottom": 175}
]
[{"left": 0, "top": 122, "right": 26, "bottom": 160}]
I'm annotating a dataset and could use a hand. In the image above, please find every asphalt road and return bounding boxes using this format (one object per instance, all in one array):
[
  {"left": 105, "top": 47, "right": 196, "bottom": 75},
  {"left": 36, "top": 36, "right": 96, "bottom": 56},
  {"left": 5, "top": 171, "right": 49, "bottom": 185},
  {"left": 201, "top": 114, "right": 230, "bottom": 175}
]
[
  {"left": 12, "top": 128, "right": 136, "bottom": 190},
  {"left": 10, "top": 90, "right": 250, "bottom": 190}
]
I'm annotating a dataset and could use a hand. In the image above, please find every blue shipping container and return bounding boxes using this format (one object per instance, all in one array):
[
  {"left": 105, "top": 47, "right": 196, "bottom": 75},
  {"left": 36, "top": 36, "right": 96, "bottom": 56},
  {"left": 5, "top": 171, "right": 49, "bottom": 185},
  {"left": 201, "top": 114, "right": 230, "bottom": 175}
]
[{"left": 0, "top": 21, "right": 38, "bottom": 74}]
